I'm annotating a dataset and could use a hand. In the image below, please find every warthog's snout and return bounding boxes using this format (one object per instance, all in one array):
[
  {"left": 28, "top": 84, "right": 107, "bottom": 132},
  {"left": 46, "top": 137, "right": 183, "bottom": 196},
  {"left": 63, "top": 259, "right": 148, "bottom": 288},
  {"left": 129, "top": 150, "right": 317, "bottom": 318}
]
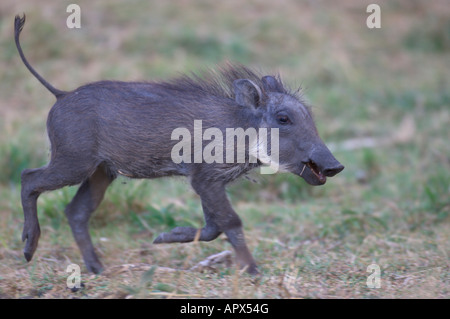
[
  {"left": 298, "top": 146, "right": 344, "bottom": 185},
  {"left": 324, "top": 162, "right": 345, "bottom": 177}
]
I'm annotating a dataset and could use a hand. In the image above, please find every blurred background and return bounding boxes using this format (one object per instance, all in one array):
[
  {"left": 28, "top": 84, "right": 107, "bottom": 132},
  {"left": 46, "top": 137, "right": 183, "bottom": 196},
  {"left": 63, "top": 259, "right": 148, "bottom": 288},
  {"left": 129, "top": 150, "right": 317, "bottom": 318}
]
[{"left": 0, "top": 0, "right": 448, "bottom": 298}]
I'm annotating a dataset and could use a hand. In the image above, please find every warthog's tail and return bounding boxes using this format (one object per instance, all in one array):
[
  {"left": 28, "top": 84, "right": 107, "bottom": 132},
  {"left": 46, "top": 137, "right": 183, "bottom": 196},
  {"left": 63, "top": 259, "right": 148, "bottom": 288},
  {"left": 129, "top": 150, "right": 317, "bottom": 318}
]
[{"left": 14, "top": 14, "right": 67, "bottom": 99}]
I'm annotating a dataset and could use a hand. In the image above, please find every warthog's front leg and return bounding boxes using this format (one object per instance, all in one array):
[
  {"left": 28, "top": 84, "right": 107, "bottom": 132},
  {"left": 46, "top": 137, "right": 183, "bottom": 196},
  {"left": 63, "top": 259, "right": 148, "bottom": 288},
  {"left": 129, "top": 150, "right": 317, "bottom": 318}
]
[
  {"left": 154, "top": 176, "right": 258, "bottom": 275},
  {"left": 153, "top": 194, "right": 222, "bottom": 243},
  {"left": 153, "top": 224, "right": 221, "bottom": 243}
]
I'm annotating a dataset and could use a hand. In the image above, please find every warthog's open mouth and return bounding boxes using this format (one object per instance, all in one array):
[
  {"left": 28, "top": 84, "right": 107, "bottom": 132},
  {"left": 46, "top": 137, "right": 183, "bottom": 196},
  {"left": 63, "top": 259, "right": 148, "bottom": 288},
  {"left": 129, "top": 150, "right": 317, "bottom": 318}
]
[
  {"left": 295, "top": 161, "right": 327, "bottom": 186},
  {"left": 295, "top": 157, "right": 344, "bottom": 186},
  {"left": 296, "top": 158, "right": 345, "bottom": 186},
  {"left": 305, "top": 161, "right": 327, "bottom": 184}
]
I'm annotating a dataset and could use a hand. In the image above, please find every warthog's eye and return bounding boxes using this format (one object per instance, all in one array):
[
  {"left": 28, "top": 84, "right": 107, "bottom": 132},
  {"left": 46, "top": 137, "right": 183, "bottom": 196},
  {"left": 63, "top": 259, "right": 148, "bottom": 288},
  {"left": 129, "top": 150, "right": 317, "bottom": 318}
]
[{"left": 276, "top": 114, "right": 291, "bottom": 125}]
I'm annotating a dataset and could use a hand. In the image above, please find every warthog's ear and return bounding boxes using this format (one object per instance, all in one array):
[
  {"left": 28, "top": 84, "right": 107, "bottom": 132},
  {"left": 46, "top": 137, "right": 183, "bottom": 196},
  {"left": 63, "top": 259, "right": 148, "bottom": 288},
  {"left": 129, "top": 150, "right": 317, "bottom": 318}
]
[
  {"left": 262, "top": 75, "right": 285, "bottom": 93},
  {"left": 233, "top": 79, "right": 263, "bottom": 108}
]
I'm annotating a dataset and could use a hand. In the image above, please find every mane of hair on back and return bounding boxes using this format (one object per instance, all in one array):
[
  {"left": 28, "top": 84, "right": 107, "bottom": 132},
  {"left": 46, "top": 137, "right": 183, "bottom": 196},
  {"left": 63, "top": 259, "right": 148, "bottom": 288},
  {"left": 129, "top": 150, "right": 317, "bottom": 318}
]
[{"left": 157, "top": 62, "right": 290, "bottom": 104}]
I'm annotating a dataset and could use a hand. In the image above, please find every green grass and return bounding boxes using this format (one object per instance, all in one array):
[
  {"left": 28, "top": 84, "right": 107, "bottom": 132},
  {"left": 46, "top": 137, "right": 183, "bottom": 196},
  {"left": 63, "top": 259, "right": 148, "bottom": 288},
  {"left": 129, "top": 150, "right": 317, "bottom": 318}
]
[{"left": 0, "top": 0, "right": 449, "bottom": 298}]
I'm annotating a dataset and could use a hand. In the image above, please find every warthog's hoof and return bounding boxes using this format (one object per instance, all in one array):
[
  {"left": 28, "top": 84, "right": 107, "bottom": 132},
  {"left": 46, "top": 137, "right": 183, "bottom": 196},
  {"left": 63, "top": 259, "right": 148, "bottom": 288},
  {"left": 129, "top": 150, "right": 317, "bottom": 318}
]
[{"left": 22, "top": 224, "right": 40, "bottom": 262}]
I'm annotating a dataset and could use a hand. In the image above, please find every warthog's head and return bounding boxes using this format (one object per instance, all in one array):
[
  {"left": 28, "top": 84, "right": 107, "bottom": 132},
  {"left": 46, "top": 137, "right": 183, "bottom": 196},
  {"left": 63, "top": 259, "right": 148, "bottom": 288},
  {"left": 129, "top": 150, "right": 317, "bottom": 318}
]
[{"left": 233, "top": 75, "right": 344, "bottom": 185}]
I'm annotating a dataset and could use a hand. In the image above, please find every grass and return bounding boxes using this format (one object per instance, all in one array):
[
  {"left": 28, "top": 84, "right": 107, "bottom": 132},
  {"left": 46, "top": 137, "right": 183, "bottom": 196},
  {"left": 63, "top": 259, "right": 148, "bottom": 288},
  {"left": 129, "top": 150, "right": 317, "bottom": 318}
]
[{"left": 0, "top": 0, "right": 449, "bottom": 298}]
